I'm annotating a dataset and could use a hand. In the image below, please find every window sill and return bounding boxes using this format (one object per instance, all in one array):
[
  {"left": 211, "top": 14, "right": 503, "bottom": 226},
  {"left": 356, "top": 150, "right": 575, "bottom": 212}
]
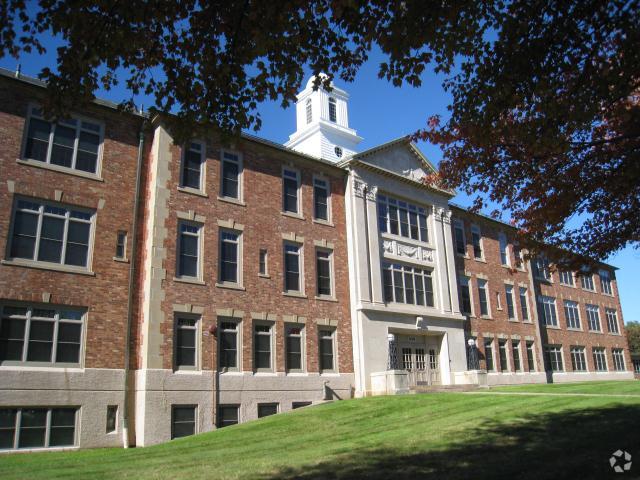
[
  {"left": 473, "top": 257, "right": 486, "bottom": 263},
  {"left": 113, "top": 257, "right": 129, "bottom": 263},
  {"left": 0, "top": 363, "right": 83, "bottom": 370},
  {"left": 480, "top": 315, "right": 493, "bottom": 320},
  {"left": 215, "top": 282, "right": 246, "bottom": 291},
  {"left": 559, "top": 283, "right": 576, "bottom": 289},
  {"left": 582, "top": 288, "right": 596, "bottom": 293},
  {"left": 315, "top": 295, "right": 338, "bottom": 303},
  {"left": 283, "top": 291, "right": 308, "bottom": 299},
  {"left": 173, "top": 276, "right": 206, "bottom": 285},
  {"left": 507, "top": 318, "right": 519, "bottom": 322},
  {"left": 588, "top": 330, "right": 603, "bottom": 334},
  {"left": 312, "top": 219, "right": 334, "bottom": 227},
  {"left": 1, "top": 259, "right": 95, "bottom": 276},
  {"left": 545, "top": 325, "right": 561, "bottom": 329},
  {"left": 217, "top": 196, "right": 246, "bottom": 207},
  {"left": 601, "top": 292, "right": 615, "bottom": 297},
  {"left": 258, "top": 273, "right": 271, "bottom": 279},
  {"left": 254, "top": 371, "right": 277, "bottom": 376},
  {"left": 455, "top": 253, "right": 469, "bottom": 259},
  {"left": 173, "top": 368, "right": 202, "bottom": 374},
  {"left": 609, "top": 332, "right": 621, "bottom": 336},
  {"left": 178, "top": 186, "right": 208, "bottom": 198},
  {"left": 566, "top": 327, "right": 582, "bottom": 332},
  {"left": 16, "top": 158, "right": 104, "bottom": 182},
  {"left": 281, "top": 211, "right": 305, "bottom": 221}
]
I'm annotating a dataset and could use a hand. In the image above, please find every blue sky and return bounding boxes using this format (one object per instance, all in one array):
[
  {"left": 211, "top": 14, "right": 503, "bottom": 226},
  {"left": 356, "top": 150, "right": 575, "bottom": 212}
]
[{"left": 2, "top": 45, "right": 638, "bottom": 323}]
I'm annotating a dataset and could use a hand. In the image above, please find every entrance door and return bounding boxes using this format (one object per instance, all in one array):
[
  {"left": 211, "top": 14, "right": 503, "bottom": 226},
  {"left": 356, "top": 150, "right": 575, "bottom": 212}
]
[{"left": 401, "top": 343, "right": 441, "bottom": 386}]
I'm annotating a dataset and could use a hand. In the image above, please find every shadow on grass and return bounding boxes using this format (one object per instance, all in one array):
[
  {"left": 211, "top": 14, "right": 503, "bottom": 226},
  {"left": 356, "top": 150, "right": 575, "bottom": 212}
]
[{"left": 265, "top": 404, "right": 640, "bottom": 480}]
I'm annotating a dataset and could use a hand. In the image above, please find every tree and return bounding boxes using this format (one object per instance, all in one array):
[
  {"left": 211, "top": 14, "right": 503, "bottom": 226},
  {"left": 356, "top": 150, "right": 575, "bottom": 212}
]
[
  {"left": 626, "top": 321, "right": 640, "bottom": 355},
  {"left": 1, "top": 1, "right": 638, "bottom": 265}
]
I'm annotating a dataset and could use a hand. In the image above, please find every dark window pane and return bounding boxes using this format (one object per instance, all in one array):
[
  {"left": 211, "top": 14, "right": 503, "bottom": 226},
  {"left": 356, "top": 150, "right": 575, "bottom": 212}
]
[
  {"left": 222, "top": 161, "right": 239, "bottom": 198},
  {"left": 182, "top": 149, "right": 202, "bottom": 189},
  {"left": 0, "top": 410, "right": 16, "bottom": 449},
  {"left": 292, "top": 402, "right": 311, "bottom": 410},
  {"left": 37, "top": 217, "right": 65, "bottom": 263},
  {"left": 19, "top": 409, "right": 47, "bottom": 448},
  {"left": 314, "top": 186, "right": 328, "bottom": 220},
  {"left": 173, "top": 406, "right": 195, "bottom": 423},
  {"left": 67, "top": 221, "right": 90, "bottom": 244},
  {"left": 393, "top": 270, "right": 404, "bottom": 303},
  {"left": 11, "top": 211, "right": 38, "bottom": 259},
  {"left": 0, "top": 318, "right": 26, "bottom": 362},
  {"left": 50, "top": 125, "right": 76, "bottom": 168},
  {"left": 258, "top": 404, "right": 277, "bottom": 418},
  {"left": 220, "top": 241, "right": 238, "bottom": 282},
  {"left": 383, "top": 268, "right": 393, "bottom": 302},
  {"left": 57, "top": 322, "right": 81, "bottom": 343},
  {"left": 172, "top": 406, "right": 195, "bottom": 439},
  {"left": 217, "top": 406, "right": 238, "bottom": 428},
  {"left": 26, "top": 321, "right": 54, "bottom": 362},
  {"left": 75, "top": 149, "right": 98, "bottom": 173},
  {"left": 283, "top": 177, "right": 298, "bottom": 213},
  {"left": 286, "top": 336, "right": 302, "bottom": 370},
  {"left": 25, "top": 118, "right": 51, "bottom": 162}
]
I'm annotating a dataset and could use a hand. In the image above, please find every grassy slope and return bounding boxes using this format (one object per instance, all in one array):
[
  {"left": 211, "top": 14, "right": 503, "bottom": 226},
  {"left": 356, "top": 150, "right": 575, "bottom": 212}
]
[
  {"left": 489, "top": 380, "right": 640, "bottom": 395},
  {"left": 0, "top": 381, "right": 639, "bottom": 480}
]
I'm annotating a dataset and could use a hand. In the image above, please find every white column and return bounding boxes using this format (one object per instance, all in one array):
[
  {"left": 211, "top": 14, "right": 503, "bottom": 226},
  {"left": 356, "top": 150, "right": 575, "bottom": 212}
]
[
  {"left": 364, "top": 186, "right": 385, "bottom": 305},
  {"left": 433, "top": 207, "right": 452, "bottom": 313},
  {"left": 442, "top": 209, "right": 461, "bottom": 315}
]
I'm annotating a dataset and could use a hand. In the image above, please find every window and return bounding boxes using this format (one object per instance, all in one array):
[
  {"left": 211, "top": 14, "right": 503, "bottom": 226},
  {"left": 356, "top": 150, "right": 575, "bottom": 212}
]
[
  {"left": 305, "top": 98, "right": 312, "bottom": 124},
  {"left": 498, "top": 340, "right": 509, "bottom": 372},
  {"left": 519, "top": 287, "right": 530, "bottom": 321},
  {"left": 319, "top": 329, "right": 335, "bottom": 372},
  {"left": 259, "top": 249, "right": 268, "bottom": 276},
  {"left": 498, "top": 233, "right": 509, "bottom": 266},
  {"left": 559, "top": 270, "right": 574, "bottom": 286},
  {"left": 580, "top": 273, "right": 595, "bottom": 291},
  {"left": 217, "top": 405, "right": 239, "bottom": 428},
  {"left": 382, "top": 263, "right": 434, "bottom": 307},
  {"left": 23, "top": 106, "right": 102, "bottom": 174},
  {"left": 592, "top": 347, "right": 607, "bottom": 372},
  {"left": 453, "top": 220, "right": 466, "bottom": 255},
  {"left": 539, "top": 296, "right": 558, "bottom": 327},
  {"left": 177, "top": 222, "right": 201, "bottom": 279},
  {"left": 634, "top": 359, "right": 640, "bottom": 374},
  {"left": 505, "top": 285, "right": 516, "bottom": 319},
  {"left": 377, "top": 195, "right": 429, "bottom": 242},
  {"left": 292, "top": 402, "right": 312, "bottom": 409},
  {"left": 115, "top": 231, "right": 127, "bottom": 260},
  {"left": 106, "top": 406, "right": 118, "bottom": 434},
  {"left": 533, "top": 256, "right": 551, "bottom": 281},
  {"left": 219, "top": 320, "right": 239, "bottom": 371},
  {"left": 219, "top": 230, "right": 240, "bottom": 284},
  {"left": 254, "top": 324, "right": 273, "bottom": 371},
  {"left": 470, "top": 225, "right": 483, "bottom": 259},
  {"left": 9, "top": 198, "right": 94, "bottom": 269},
  {"left": 545, "top": 345, "right": 564, "bottom": 372},
  {"left": 0, "top": 304, "right": 84, "bottom": 366},
  {"left": 570, "top": 346, "right": 587, "bottom": 371},
  {"left": 171, "top": 405, "right": 196, "bottom": 439},
  {"left": 313, "top": 177, "right": 330, "bottom": 221},
  {"left": 513, "top": 244, "right": 525, "bottom": 270},
  {"left": 600, "top": 270, "right": 613, "bottom": 295},
  {"left": 0, "top": 407, "right": 77, "bottom": 450},
  {"left": 612, "top": 349, "right": 625, "bottom": 371},
  {"left": 459, "top": 277, "right": 472, "bottom": 314},
  {"left": 174, "top": 316, "right": 198, "bottom": 369},
  {"left": 282, "top": 168, "right": 300, "bottom": 214},
  {"left": 328, "top": 97, "right": 337, "bottom": 122},
  {"left": 586, "top": 304, "right": 601, "bottom": 331},
  {"left": 258, "top": 404, "right": 278, "bottom": 418},
  {"left": 284, "top": 243, "right": 302, "bottom": 293},
  {"left": 286, "top": 325, "right": 303, "bottom": 372},
  {"left": 512, "top": 341, "right": 521, "bottom": 372},
  {"left": 181, "top": 141, "right": 205, "bottom": 190},
  {"left": 563, "top": 300, "right": 581, "bottom": 329},
  {"left": 220, "top": 150, "right": 242, "bottom": 199},
  {"left": 526, "top": 341, "right": 536, "bottom": 371},
  {"left": 316, "top": 249, "right": 333, "bottom": 297},
  {"left": 484, "top": 339, "right": 494, "bottom": 371},
  {"left": 477, "top": 279, "right": 489, "bottom": 317},
  {"left": 606, "top": 308, "right": 619, "bottom": 334}
]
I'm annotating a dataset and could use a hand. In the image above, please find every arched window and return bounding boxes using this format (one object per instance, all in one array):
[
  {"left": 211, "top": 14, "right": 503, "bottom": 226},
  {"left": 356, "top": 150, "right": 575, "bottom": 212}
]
[
  {"left": 306, "top": 99, "right": 312, "bottom": 124},
  {"left": 328, "top": 97, "right": 337, "bottom": 123}
]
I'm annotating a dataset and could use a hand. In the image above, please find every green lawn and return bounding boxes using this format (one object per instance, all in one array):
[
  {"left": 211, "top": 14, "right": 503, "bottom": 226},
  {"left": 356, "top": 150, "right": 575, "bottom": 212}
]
[
  {"left": 489, "top": 380, "right": 640, "bottom": 395},
  {"left": 1, "top": 381, "right": 640, "bottom": 479}
]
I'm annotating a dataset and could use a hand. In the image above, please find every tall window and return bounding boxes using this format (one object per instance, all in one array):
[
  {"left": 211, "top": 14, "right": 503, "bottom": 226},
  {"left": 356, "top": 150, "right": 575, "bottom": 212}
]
[
  {"left": 259, "top": 249, "right": 268, "bottom": 276},
  {"left": 459, "top": 277, "right": 472, "bottom": 314},
  {"left": 592, "top": 347, "right": 607, "bottom": 371},
  {"left": 539, "top": 296, "right": 558, "bottom": 327},
  {"left": 586, "top": 304, "right": 601, "bottom": 331},
  {"left": 0, "top": 304, "right": 84, "bottom": 366},
  {"left": 498, "top": 340, "right": 509, "bottom": 372},
  {"left": 612, "top": 349, "right": 625, "bottom": 371},
  {"left": 477, "top": 279, "right": 489, "bottom": 316},
  {"left": 177, "top": 222, "right": 201, "bottom": 278},
  {"left": 10, "top": 198, "right": 94, "bottom": 268},
  {"left": 319, "top": 329, "right": 335, "bottom": 372},
  {"left": 282, "top": 168, "right": 300, "bottom": 214},
  {"left": 382, "top": 263, "right": 434, "bottom": 307},
  {"left": 533, "top": 256, "right": 551, "bottom": 281},
  {"left": 284, "top": 243, "right": 302, "bottom": 293},
  {"left": 512, "top": 341, "right": 521, "bottom": 372},
  {"left": 174, "top": 316, "right": 198, "bottom": 369},
  {"left": 563, "top": 300, "right": 581, "bottom": 329},
  {"left": 181, "top": 142, "right": 204, "bottom": 190},
  {"left": 328, "top": 97, "right": 337, "bottom": 122},
  {"left": 484, "top": 339, "right": 494, "bottom": 371},
  {"left": 115, "top": 231, "right": 127, "bottom": 260},
  {"left": 23, "top": 106, "right": 102, "bottom": 174},
  {"left": 453, "top": 220, "right": 466, "bottom": 255},
  {"left": 305, "top": 98, "right": 312, "bottom": 124},
  {"left": 580, "top": 273, "right": 595, "bottom": 291},
  {"left": 470, "top": 225, "right": 483, "bottom": 259},
  {"left": 599, "top": 270, "right": 613, "bottom": 295},
  {"left": 559, "top": 270, "right": 574, "bottom": 286},
  {"left": 316, "top": 250, "right": 333, "bottom": 297},
  {"left": 519, "top": 287, "right": 530, "bottom": 321},
  {"left": 0, "top": 407, "right": 77, "bottom": 450},
  {"left": 545, "top": 345, "right": 564, "bottom": 372},
  {"left": 570, "top": 346, "right": 587, "bottom": 371},
  {"left": 217, "top": 405, "right": 239, "bottom": 428},
  {"left": 219, "top": 320, "right": 238, "bottom": 371},
  {"left": 219, "top": 230, "right": 240, "bottom": 284},
  {"left": 605, "top": 308, "right": 619, "bottom": 334},
  {"left": 286, "top": 325, "right": 303, "bottom": 372},
  {"left": 377, "top": 195, "right": 428, "bottom": 242},
  {"left": 171, "top": 406, "right": 196, "bottom": 439},
  {"left": 221, "top": 151, "right": 241, "bottom": 199},
  {"left": 505, "top": 285, "right": 515, "bottom": 319},
  {"left": 526, "top": 341, "right": 536, "bottom": 371},
  {"left": 498, "top": 233, "right": 509, "bottom": 266},
  {"left": 254, "top": 324, "right": 273, "bottom": 371},
  {"left": 313, "top": 177, "right": 330, "bottom": 221}
]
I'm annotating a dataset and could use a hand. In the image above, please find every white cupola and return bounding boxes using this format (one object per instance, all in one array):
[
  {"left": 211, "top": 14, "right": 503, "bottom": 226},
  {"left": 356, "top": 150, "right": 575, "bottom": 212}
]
[{"left": 284, "top": 75, "right": 363, "bottom": 162}]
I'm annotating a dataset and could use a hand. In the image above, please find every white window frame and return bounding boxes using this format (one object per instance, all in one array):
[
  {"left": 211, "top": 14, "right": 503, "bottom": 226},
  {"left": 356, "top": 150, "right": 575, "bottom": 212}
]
[
  {"left": 282, "top": 167, "right": 302, "bottom": 216},
  {"left": 592, "top": 347, "right": 608, "bottom": 372},
  {"left": 586, "top": 304, "right": 601, "bottom": 332},
  {"left": 559, "top": 270, "right": 575, "bottom": 286},
  {"left": 382, "top": 262, "right": 435, "bottom": 307},
  {"left": 285, "top": 324, "right": 305, "bottom": 373},
  {"left": 612, "top": 348, "right": 625, "bottom": 371},
  {"left": 312, "top": 175, "right": 331, "bottom": 223},
  {"left": 458, "top": 276, "right": 473, "bottom": 315},
  {"left": 498, "top": 232, "right": 510, "bottom": 266},
  {"left": 533, "top": 256, "right": 552, "bottom": 281},
  {"left": 176, "top": 221, "right": 203, "bottom": 281},
  {"left": 173, "top": 314, "right": 200, "bottom": 371},
  {"left": 526, "top": 341, "right": 536, "bottom": 372},
  {"left": 563, "top": 300, "right": 581, "bottom": 330},
  {"left": 605, "top": 308, "right": 619, "bottom": 334},
  {"left": 570, "top": 346, "right": 587, "bottom": 372},
  {"left": 377, "top": 194, "right": 430, "bottom": 243},
  {"left": 539, "top": 295, "right": 558, "bottom": 327},
  {"left": 218, "top": 318, "right": 241, "bottom": 372},
  {"left": 283, "top": 241, "right": 304, "bottom": 295},
  {"left": 498, "top": 339, "right": 510, "bottom": 372},
  {"left": 115, "top": 230, "right": 127, "bottom": 261},
  {"left": 259, "top": 249, "right": 268, "bottom": 277},
  {"left": 219, "top": 149, "right": 243, "bottom": 202},
  {"left": 505, "top": 284, "right": 516, "bottom": 320},
  {"left": 305, "top": 98, "right": 312, "bottom": 124},
  {"left": 512, "top": 340, "right": 522, "bottom": 372},
  {"left": 519, "top": 287, "right": 530, "bottom": 322},
  {"left": 484, "top": 338, "right": 495, "bottom": 372},
  {"left": 580, "top": 272, "right": 596, "bottom": 291},
  {"left": 328, "top": 97, "right": 337, "bottom": 123},
  {"left": 179, "top": 140, "right": 206, "bottom": 193},
  {"left": 453, "top": 219, "right": 467, "bottom": 256},
  {"left": 254, "top": 322, "right": 274, "bottom": 373},
  {"left": 599, "top": 269, "right": 613, "bottom": 295},
  {"left": 477, "top": 278, "right": 491, "bottom": 318},
  {"left": 218, "top": 228, "right": 243, "bottom": 287},
  {"left": 545, "top": 345, "right": 564, "bottom": 372},
  {"left": 319, "top": 327, "right": 337, "bottom": 373},
  {"left": 0, "top": 407, "right": 78, "bottom": 450},
  {"left": 470, "top": 224, "right": 484, "bottom": 260},
  {"left": 315, "top": 248, "right": 335, "bottom": 299}
]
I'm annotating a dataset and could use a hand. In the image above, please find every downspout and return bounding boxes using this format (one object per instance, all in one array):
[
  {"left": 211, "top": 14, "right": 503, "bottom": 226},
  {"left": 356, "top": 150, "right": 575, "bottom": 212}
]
[{"left": 122, "top": 125, "right": 146, "bottom": 448}]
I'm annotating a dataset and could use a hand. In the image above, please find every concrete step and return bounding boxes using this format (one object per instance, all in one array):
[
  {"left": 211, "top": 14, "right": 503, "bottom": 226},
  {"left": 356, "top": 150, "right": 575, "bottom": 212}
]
[{"left": 410, "top": 384, "right": 482, "bottom": 393}]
